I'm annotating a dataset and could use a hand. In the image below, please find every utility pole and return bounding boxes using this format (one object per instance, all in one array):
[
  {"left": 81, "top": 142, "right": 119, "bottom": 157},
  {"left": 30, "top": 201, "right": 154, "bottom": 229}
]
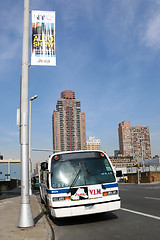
[
  {"left": 18, "top": 0, "right": 34, "bottom": 227},
  {"left": 136, "top": 150, "right": 140, "bottom": 184},
  {"left": 137, "top": 162, "right": 140, "bottom": 184}
]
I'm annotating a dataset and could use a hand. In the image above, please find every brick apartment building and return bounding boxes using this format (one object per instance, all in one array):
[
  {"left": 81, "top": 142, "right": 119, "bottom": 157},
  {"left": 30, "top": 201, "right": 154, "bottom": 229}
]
[
  {"left": 118, "top": 121, "right": 151, "bottom": 162},
  {"left": 52, "top": 90, "right": 86, "bottom": 152}
]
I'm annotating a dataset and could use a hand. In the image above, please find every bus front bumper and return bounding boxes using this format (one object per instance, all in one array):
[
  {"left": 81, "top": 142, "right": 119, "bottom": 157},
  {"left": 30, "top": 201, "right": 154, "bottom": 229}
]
[{"left": 50, "top": 198, "right": 121, "bottom": 218}]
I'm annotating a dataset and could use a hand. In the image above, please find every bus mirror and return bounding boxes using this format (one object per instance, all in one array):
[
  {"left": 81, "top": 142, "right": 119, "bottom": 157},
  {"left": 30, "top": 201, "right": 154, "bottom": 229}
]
[{"left": 41, "top": 162, "right": 48, "bottom": 171}]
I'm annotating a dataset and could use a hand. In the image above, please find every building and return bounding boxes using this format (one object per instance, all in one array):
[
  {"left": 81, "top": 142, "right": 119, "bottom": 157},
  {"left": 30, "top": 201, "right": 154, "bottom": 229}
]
[
  {"left": 34, "top": 162, "right": 41, "bottom": 176},
  {"left": 86, "top": 137, "right": 101, "bottom": 150},
  {"left": 0, "top": 159, "right": 21, "bottom": 181},
  {"left": 114, "top": 150, "right": 119, "bottom": 157},
  {"left": 118, "top": 121, "right": 151, "bottom": 162},
  {"left": 110, "top": 153, "right": 136, "bottom": 168},
  {"left": 126, "top": 166, "right": 160, "bottom": 183},
  {"left": 52, "top": 90, "right": 86, "bottom": 152},
  {"left": 80, "top": 112, "right": 86, "bottom": 150}
]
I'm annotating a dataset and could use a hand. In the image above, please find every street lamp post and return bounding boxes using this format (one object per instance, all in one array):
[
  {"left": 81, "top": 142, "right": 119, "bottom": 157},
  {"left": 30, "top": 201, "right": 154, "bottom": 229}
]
[
  {"left": 29, "top": 95, "right": 38, "bottom": 195},
  {"left": 18, "top": 0, "right": 34, "bottom": 228}
]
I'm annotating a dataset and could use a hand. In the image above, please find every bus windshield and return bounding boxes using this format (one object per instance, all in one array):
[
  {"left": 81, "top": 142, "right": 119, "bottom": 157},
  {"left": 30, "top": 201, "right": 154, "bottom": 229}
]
[{"left": 51, "top": 152, "right": 115, "bottom": 188}]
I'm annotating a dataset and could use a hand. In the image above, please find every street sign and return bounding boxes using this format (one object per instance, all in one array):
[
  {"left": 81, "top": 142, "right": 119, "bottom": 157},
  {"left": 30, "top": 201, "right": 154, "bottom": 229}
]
[{"left": 31, "top": 11, "right": 56, "bottom": 66}]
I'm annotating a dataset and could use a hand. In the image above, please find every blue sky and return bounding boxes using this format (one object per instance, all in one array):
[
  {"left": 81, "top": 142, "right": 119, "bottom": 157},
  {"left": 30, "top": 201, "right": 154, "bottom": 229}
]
[{"left": 0, "top": 0, "right": 160, "bottom": 168}]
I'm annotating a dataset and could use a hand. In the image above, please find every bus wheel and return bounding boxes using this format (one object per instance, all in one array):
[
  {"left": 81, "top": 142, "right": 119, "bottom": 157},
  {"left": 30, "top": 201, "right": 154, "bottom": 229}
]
[
  {"left": 45, "top": 196, "right": 51, "bottom": 218},
  {"left": 41, "top": 197, "right": 44, "bottom": 204},
  {"left": 47, "top": 205, "right": 52, "bottom": 219},
  {"left": 39, "top": 192, "right": 44, "bottom": 204}
]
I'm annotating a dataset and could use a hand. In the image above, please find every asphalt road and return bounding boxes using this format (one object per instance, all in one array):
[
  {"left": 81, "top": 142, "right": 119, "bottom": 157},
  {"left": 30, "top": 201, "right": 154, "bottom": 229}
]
[
  {"left": 119, "top": 183, "right": 160, "bottom": 218},
  {"left": 37, "top": 183, "right": 160, "bottom": 240}
]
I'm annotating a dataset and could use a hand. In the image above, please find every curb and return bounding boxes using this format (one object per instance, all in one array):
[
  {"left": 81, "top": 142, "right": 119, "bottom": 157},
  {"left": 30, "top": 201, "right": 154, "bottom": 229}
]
[{"left": 35, "top": 195, "right": 55, "bottom": 240}]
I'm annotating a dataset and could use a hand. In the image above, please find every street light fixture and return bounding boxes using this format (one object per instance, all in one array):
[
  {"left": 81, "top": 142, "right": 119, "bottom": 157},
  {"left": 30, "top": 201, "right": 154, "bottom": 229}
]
[
  {"left": 29, "top": 94, "right": 38, "bottom": 195},
  {"left": 30, "top": 95, "right": 38, "bottom": 101}
]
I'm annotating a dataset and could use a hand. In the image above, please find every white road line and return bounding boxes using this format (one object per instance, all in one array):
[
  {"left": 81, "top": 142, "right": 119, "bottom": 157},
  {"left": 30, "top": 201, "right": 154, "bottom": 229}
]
[
  {"left": 121, "top": 208, "right": 160, "bottom": 221},
  {"left": 145, "top": 197, "right": 160, "bottom": 201}
]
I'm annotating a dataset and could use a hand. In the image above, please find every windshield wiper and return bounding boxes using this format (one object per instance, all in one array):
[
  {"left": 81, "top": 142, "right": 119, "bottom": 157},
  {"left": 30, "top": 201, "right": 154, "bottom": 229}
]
[{"left": 67, "top": 167, "right": 81, "bottom": 193}]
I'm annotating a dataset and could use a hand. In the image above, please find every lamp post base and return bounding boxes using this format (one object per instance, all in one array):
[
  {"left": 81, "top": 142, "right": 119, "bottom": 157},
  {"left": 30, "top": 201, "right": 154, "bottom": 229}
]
[{"left": 18, "top": 203, "right": 34, "bottom": 228}]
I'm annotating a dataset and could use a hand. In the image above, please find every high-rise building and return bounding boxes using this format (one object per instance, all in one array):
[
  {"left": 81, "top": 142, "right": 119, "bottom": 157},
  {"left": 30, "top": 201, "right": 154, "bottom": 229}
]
[
  {"left": 52, "top": 90, "right": 86, "bottom": 152},
  {"left": 118, "top": 121, "right": 151, "bottom": 162},
  {"left": 86, "top": 137, "right": 101, "bottom": 150}
]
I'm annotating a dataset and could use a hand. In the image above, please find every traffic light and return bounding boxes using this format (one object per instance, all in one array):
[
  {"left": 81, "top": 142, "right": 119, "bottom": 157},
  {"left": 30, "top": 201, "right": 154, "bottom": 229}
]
[{"left": 134, "top": 163, "right": 141, "bottom": 168}]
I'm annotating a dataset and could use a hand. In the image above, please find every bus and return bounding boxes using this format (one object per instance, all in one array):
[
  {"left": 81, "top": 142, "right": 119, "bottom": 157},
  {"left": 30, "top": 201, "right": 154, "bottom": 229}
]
[
  {"left": 31, "top": 175, "right": 39, "bottom": 189},
  {"left": 39, "top": 150, "right": 121, "bottom": 218}
]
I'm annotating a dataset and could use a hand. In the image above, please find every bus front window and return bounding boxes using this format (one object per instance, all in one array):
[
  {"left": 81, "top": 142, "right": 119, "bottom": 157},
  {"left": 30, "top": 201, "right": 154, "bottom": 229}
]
[
  {"left": 51, "top": 155, "right": 116, "bottom": 188},
  {"left": 51, "top": 161, "right": 84, "bottom": 188}
]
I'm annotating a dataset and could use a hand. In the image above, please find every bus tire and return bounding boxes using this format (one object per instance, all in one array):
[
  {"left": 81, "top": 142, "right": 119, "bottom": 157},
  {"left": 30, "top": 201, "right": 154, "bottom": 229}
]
[
  {"left": 46, "top": 203, "right": 52, "bottom": 218},
  {"left": 41, "top": 197, "right": 44, "bottom": 204},
  {"left": 45, "top": 196, "right": 51, "bottom": 216},
  {"left": 39, "top": 192, "right": 44, "bottom": 204}
]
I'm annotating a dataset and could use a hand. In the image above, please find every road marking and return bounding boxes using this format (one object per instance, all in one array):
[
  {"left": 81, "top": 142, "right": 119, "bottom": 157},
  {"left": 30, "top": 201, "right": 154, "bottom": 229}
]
[
  {"left": 145, "top": 197, "right": 160, "bottom": 201},
  {"left": 121, "top": 208, "right": 160, "bottom": 221},
  {"left": 119, "top": 189, "right": 129, "bottom": 191},
  {"left": 146, "top": 186, "right": 160, "bottom": 189}
]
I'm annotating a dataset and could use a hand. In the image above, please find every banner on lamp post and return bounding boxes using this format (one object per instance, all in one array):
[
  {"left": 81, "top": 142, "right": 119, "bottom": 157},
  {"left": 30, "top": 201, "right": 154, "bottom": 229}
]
[{"left": 31, "top": 11, "right": 56, "bottom": 66}]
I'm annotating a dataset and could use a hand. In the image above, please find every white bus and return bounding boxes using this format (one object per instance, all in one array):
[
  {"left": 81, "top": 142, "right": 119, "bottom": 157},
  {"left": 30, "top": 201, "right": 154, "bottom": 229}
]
[{"left": 39, "top": 150, "right": 121, "bottom": 218}]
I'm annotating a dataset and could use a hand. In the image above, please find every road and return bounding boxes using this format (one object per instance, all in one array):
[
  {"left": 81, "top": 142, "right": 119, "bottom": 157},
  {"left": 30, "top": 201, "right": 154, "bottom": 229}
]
[{"left": 37, "top": 183, "right": 160, "bottom": 240}]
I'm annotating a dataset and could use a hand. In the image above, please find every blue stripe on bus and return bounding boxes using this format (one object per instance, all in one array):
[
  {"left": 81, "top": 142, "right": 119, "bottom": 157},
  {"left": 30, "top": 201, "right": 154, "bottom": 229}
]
[
  {"left": 48, "top": 183, "right": 118, "bottom": 194},
  {"left": 103, "top": 183, "right": 118, "bottom": 189},
  {"left": 48, "top": 189, "right": 69, "bottom": 194}
]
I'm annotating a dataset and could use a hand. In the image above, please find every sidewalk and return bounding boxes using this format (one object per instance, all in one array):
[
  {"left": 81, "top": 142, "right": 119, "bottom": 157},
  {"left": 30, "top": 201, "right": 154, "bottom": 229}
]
[{"left": 0, "top": 187, "right": 53, "bottom": 240}]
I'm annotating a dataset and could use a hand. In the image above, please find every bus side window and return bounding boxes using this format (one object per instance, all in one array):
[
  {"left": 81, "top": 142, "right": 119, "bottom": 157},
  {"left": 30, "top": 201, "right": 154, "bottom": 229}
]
[{"left": 47, "top": 174, "right": 49, "bottom": 188}]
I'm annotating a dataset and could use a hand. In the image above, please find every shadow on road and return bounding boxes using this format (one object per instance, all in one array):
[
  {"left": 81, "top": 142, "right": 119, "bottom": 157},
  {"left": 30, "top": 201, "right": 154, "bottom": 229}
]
[
  {"left": 0, "top": 188, "right": 21, "bottom": 200},
  {"left": 52, "top": 212, "right": 118, "bottom": 226},
  {"left": 34, "top": 211, "right": 45, "bottom": 225},
  {"left": 0, "top": 188, "right": 40, "bottom": 200}
]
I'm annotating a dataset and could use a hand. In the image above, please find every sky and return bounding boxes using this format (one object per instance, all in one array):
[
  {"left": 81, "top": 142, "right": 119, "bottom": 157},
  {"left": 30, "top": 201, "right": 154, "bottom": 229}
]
[{"left": 0, "top": 0, "right": 160, "bottom": 168}]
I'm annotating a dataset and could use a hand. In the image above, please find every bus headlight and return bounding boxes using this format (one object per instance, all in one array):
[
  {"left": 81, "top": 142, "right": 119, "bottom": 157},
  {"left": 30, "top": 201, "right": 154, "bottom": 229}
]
[{"left": 103, "top": 190, "right": 118, "bottom": 196}]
